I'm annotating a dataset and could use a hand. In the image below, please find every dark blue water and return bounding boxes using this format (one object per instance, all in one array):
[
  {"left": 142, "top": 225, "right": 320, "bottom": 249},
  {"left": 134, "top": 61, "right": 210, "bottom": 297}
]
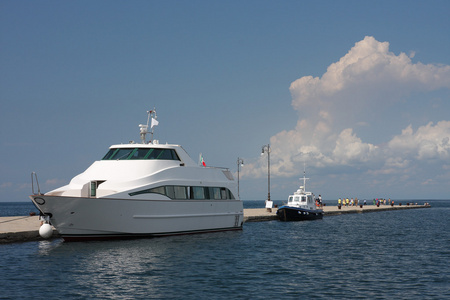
[
  {"left": 0, "top": 201, "right": 40, "bottom": 217},
  {"left": 1, "top": 200, "right": 449, "bottom": 299}
]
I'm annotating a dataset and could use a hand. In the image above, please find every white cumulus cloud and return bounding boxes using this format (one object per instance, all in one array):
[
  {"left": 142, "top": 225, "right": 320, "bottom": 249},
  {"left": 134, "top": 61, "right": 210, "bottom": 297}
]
[
  {"left": 388, "top": 121, "right": 450, "bottom": 160},
  {"left": 242, "top": 36, "right": 450, "bottom": 197}
]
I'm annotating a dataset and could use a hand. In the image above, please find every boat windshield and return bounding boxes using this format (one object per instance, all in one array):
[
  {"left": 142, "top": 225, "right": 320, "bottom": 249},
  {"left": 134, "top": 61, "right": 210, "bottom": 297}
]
[
  {"left": 288, "top": 196, "right": 293, "bottom": 203},
  {"left": 102, "top": 148, "right": 181, "bottom": 161}
]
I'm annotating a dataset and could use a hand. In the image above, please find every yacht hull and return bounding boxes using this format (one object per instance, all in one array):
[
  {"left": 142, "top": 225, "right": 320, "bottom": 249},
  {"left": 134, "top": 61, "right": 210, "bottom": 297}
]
[
  {"left": 30, "top": 195, "right": 243, "bottom": 241},
  {"left": 276, "top": 206, "right": 323, "bottom": 222}
]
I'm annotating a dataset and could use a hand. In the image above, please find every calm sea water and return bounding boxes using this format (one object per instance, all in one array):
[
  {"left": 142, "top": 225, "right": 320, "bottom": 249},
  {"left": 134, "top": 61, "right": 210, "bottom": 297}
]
[{"left": 1, "top": 200, "right": 449, "bottom": 299}]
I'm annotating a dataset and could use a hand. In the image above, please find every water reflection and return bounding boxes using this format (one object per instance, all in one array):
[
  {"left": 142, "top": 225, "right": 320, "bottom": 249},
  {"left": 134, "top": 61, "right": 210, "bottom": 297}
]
[
  {"left": 50, "top": 232, "right": 243, "bottom": 298},
  {"left": 38, "top": 238, "right": 64, "bottom": 256}
]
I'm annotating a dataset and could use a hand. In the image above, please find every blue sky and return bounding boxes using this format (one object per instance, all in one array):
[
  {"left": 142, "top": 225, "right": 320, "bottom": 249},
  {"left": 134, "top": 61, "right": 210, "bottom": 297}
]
[{"left": 1, "top": 0, "right": 449, "bottom": 202}]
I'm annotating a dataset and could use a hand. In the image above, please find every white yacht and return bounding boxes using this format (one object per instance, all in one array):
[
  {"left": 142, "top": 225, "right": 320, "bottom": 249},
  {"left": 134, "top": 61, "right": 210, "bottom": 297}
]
[{"left": 30, "top": 110, "right": 243, "bottom": 241}]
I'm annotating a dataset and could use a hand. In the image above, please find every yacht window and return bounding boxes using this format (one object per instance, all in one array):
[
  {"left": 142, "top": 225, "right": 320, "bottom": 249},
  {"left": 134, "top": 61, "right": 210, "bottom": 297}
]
[
  {"left": 210, "top": 187, "right": 221, "bottom": 200},
  {"left": 149, "top": 186, "right": 165, "bottom": 195},
  {"left": 158, "top": 149, "right": 174, "bottom": 160},
  {"left": 288, "top": 196, "right": 293, "bottom": 203},
  {"left": 165, "top": 186, "right": 175, "bottom": 199},
  {"left": 145, "top": 149, "right": 157, "bottom": 159},
  {"left": 129, "top": 148, "right": 151, "bottom": 159},
  {"left": 90, "top": 181, "right": 97, "bottom": 197},
  {"left": 171, "top": 150, "right": 181, "bottom": 160},
  {"left": 147, "top": 149, "right": 164, "bottom": 159},
  {"left": 147, "top": 149, "right": 180, "bottom": 160},
  {"left": 220, "top": 188, "right": 227, "bottom": 200},
  {"left": 294, "top": 196, "right": 300, "bottom": 202},
  {"left": 173, "top": 186, "right": 187, "bottom": 199},
  {"left": 191, "top": 187, "right": 205, "bottom": 200},
  {"left": 301, "top": 196, "right": 306, "bottom": 202},
  {"left": 112, "top": 148, "right": 134, "bottom": 160},
  {"left": 102, "top": 149, "right": 118, "bottom": 160}
]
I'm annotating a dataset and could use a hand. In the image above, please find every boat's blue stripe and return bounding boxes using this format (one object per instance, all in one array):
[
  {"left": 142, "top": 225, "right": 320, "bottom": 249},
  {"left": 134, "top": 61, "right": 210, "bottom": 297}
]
[{"left": 278, "top": 206, "right": 323, "bottom": 214}]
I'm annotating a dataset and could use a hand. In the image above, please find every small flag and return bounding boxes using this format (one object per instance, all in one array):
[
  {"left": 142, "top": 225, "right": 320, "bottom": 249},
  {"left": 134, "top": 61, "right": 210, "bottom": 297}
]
[
  {"left": 151, "top": 117, "right": 159, "bottom": 128},
  {"left": 199, "top": 153, "right": 206, "bottom": 167}
]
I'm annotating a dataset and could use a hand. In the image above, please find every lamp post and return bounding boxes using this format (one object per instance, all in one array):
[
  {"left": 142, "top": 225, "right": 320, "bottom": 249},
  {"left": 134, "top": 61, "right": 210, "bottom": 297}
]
[
  {"left": 261, "top": 144, "right": 271, "bottom": 202},
  {"left": 237, "top": 158, "right": 244, "bottom": 199}
]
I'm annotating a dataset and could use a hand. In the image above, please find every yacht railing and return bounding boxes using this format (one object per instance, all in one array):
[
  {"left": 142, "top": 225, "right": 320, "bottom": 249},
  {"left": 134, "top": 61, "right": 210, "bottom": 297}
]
[{"left": 31, "top": 172, "right": 42, "bottom": 195}]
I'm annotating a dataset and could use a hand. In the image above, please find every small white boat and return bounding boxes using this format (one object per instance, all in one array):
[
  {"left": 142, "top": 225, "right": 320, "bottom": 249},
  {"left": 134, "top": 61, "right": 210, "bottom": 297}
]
[
  {"left": 276, "top": 168, "right": 323, "bottom": 221},
  {"left": 30, "top": 110, "right": 243, "bottom": 241}
]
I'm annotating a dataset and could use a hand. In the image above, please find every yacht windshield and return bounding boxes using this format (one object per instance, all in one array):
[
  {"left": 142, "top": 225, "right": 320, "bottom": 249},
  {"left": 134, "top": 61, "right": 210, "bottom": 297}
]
[{"left": 102, "top": 148, "right": 181, "bottom": 161}]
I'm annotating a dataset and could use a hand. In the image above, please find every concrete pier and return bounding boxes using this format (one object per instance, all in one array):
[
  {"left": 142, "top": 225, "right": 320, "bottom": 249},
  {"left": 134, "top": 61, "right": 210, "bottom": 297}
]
[
  {"left": 0, "top": 203, "right": 430, "bottom": 243},
  {"left": 0, "top": 216, "right": 60, "bottom": 243},
  {"left": 243, "top": 203, "right": 431, "bottom": 222}
]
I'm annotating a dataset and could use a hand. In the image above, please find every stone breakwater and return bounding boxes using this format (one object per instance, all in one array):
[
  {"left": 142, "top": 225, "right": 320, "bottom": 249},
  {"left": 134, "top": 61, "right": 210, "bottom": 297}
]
[{"left": 0, "top": 203, "right": 431, "bottom": 243}]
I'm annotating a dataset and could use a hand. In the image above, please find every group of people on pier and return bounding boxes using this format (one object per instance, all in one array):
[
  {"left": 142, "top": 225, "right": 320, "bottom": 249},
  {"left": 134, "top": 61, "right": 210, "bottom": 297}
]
[
  {"left": 337, "top": 197, "right": 365, "bottom": 207},
  {"left": 373, "top": 198, "right": 392, "bottom": 206},
  {"left": 337, "top": 197, "right": 394, "bottom": 207}
]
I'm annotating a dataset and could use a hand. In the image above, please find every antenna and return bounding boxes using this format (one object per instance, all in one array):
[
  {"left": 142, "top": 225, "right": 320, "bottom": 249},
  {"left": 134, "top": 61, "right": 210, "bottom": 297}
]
[
  {"left": 139, "top": 108, "right": 157, "bottom": 144},
  {"left": 301, "top": 161, "right": 309, "bottom": 192}
]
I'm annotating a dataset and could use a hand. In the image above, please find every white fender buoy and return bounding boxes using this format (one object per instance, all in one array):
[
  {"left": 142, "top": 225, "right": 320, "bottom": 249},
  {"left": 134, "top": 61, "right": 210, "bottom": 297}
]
[{"left": 39, "top": 223, "right": 53, "bottom": 239}]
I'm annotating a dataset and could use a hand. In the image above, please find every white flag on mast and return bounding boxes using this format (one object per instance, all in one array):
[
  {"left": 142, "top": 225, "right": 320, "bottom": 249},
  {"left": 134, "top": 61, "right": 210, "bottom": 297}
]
[{"left": 151, "top": 117, "right": 159, "bottom": 128}]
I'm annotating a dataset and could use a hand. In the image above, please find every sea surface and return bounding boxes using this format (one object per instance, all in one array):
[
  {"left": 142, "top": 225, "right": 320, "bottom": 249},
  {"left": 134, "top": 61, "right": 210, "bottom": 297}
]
[{"left": 1, "top": 200, "right": 449, "bottom": 299}]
